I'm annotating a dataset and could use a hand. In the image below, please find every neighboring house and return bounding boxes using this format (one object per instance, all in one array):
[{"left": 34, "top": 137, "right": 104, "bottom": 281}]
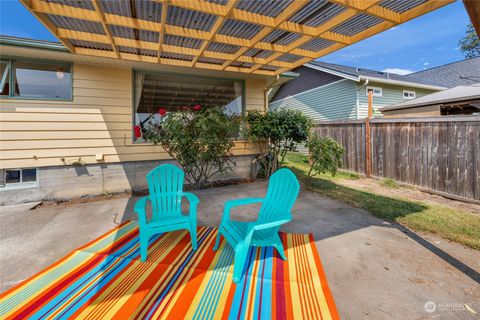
[
  {"left": 269, "top": 59, "right": 480, "bottom": 121},
  {"left": 381, "top": 84, "right": 480, "bottom": 117}
]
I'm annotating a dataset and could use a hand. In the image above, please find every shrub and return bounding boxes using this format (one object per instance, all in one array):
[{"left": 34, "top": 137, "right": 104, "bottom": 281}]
[
  {"left": 306, "top": 135, "right": 344, "bottom": 177},
  {"left": 143, "top": 107, "right": 240, "bottom": 189},
  {"left": 246, "top": 109, "right": 312, "bottom": 177}
]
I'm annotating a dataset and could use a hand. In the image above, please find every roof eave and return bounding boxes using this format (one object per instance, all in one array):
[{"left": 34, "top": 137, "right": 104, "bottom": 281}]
[
  {"left": 304, "top": 63, "right": 360, "bottom": 81},
  {"left": 359, "top": 76, "right": 447, "bottom": 91},
  {"left": 0, "top": 35, "right": 68, "bottom": 52},
  {"left": 381, "top": 95, "right": 480, "bottom": 111}
]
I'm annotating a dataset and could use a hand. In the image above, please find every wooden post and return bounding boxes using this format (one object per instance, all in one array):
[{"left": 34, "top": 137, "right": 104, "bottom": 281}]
[{"left": 365, "top": 90, "right": 373, "bottom": 177}]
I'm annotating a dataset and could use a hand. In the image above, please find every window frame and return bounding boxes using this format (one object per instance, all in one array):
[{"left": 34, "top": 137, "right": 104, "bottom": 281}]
[
  {"left": 131, "top": 68, "right": 246, "bottom": 144},
  {"left": 0, "top": 57, "right": 73, "bottom": 101},
  {"left": 366, "top": 86, "right": 382, "bottom": 97},
  {"left": 0, "top": 168, "right": 38, "bottom": 190},
  {"left": 403, "top": 90, "right": 416, "bottom": 100}
]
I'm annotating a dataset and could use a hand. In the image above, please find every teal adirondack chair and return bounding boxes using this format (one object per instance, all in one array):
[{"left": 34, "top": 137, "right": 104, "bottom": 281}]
[
  {"left": 134, "top": 164, "right": 199, "bottom": 262},
  {"left": 213, "top": 168, "right": 300, "bottom": 283}
]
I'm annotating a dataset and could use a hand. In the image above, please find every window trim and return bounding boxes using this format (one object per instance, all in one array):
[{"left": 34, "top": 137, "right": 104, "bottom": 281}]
[
  {"left": 131, "top": 68, "right": 246, "bottom": 144},
  {"left": 403, "top": 90, "right": 416, "bottom": 100},
  {"left": 0, "top": 168, "right": 38, "bottom": 191},
  {"left": 0, "top": 57, "right": 73, "bottom": 101},
  {"left": 366, "top": 86, "right": 382, "bottom": 97},
  {"left": 0, "top": 60, "right": 11, "bottom": 95}
]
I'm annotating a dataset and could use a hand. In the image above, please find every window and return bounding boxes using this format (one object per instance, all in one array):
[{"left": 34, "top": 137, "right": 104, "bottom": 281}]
[
  {"left": 0, "top": 59, "right": 71, "bottom": 100},
  {"left": 366, "top": 86, "right": 382, "bottom": 97},
  {"left": 403, "top": 90, "right": 416, "bottom": 99},
  {"left": 0, "top": 168, "right": 37, "bottom": 189},
  {"left": 133, "top": 71, "right": 244, "bottom": 142}
]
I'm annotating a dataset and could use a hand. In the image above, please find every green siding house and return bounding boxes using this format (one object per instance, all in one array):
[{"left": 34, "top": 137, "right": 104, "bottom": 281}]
[{"left": 269, "top": 62, "right": 446, "bottom": 121}]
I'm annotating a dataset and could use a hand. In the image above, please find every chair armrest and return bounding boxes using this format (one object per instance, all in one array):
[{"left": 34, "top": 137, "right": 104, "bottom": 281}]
[
  {"left": 182, "top": 192, "right": 199, "bottom": 206},
  {"left": 221, "top": 198, "right": 264, "bottom": 223},
  {"left": 253, "top": 218, "right": 291, "bottom": 231},
  {"left": 134, "top": 196, "right": 150, "bottom": 226}
]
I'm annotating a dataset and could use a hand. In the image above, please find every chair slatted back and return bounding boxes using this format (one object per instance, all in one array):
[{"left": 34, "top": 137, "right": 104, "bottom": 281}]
[
  {"left": 259, "top": 168, "right": 300, "bottom": 223},
  {"left": 146, "top": 164, "right": 184, "bottom": 218}
]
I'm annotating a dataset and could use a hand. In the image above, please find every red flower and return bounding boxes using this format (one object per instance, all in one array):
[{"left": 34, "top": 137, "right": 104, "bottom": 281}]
[
  {"left": 193, "top": 104, "right": 201, "bottom": 111},
  {"left": 159, "top": 108, "right": 167, "bottom": 116},
  {"left": 133, "top": 125, "right": 142, "bottom": 138}
]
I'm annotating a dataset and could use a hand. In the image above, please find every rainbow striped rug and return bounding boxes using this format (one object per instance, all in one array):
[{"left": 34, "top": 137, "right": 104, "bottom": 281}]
[{"left": 1, "top": 221, "right": 338, "bottom": 319}]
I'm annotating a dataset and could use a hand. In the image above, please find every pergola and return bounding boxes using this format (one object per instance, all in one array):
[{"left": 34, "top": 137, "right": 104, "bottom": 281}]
[{"left": 21, "top": 0, "right": 455, "bottom": 76}]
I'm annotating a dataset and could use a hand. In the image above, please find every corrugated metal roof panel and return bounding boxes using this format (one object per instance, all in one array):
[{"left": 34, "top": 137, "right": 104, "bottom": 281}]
[
  {"left": 299, "top": 38, "right": 335, "bottom": 51},
  {"left": 218, "top": 19, "right": 262, "bottom": 39},
  {"left": 167, "top": 6, "right": 218, "bottom": 31},
  {"left": 262, "top": 30, "right": 301, "bottom": 45},
  {"left": 163, "top": 35, "right": 204, "bottom": 49},
  {"left": 46, "top": 0, "right": 94, "bottom": 10},
  {"left": 243, "top": 48, "right": 275, "bottom": 58},
  {"left": 48, "top": 14, "right": 105, "bottom": 34},
  {"left": 99, "top": 0, "right": 163, "bottom": 22},
  {"left": 197, "top": 57, "right": 225, "bottom": 65},
  {"left": 230, "top": 61, "right": 254, "bottom": 68},
  {"left": 70, "top": 39, "right": 112, "bottom": 51},
  {"left": 276, "top": 53, "right": 303, "bottom": 63},
  {"left": 109, "top": 25, "right": 160, "bottom": 43},
  {"left": 288, "top": 0, "right": 345, "bottom": 27},
  {"left": 236, "top": 0, "right": 293, "bottom": 18},
  {"left": 204, "top": 0, "right": 229, "bottom": 4},
  {"left": 117, "top": 46, "right": 157, "bottom": 57},
  {"left": 161, "top": 52, "right": 194, "bottom": 61},
  {"left": 379, "top": 0, "right": 427, "bottom": 13},
  {"left": 207, "top": 42, "right": 241, "bottom": 54},
  {"left": 259, "top": 65, "right": 280, "bottom": 71},
  {"left": 331, "top": 13, "right": 383, "bottom": 36}
]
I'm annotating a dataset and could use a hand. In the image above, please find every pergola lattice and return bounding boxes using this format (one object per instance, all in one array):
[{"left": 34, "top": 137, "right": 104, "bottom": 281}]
[{"left": 21, "top": 0, "right": 454, "bottom": 76}]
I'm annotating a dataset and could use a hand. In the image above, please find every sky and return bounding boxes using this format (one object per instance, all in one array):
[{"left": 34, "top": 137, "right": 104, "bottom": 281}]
[{"left": 0, "top": 0, "right": 472, "bottom": 75}]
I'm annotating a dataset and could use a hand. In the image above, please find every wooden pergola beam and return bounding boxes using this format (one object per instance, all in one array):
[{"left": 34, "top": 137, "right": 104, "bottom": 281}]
[
  {"left": 20, "top": 0, "right": 456, "bottom": 76},
  {"left": 463, "top": 0, "right": 480, "bottom": 35}
]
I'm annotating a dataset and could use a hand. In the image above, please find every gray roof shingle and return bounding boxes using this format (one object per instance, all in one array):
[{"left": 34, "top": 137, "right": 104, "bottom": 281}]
[{"left": 403, "top": 57, "right": 480, "bottom": 88}]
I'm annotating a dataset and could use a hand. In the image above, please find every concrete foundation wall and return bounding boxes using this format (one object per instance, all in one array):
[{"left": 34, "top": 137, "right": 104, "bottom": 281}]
[{"left": 0, "top": 155, "right": 255, "bottom": 205}]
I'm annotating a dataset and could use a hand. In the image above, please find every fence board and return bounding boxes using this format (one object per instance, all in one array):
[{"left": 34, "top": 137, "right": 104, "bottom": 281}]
[{"left": 313, "top": 117, "right": 479, "bottom": 200}]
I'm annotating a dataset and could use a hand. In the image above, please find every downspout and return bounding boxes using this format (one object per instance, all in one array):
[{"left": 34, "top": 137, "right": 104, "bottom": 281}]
[
  {"left": 251, "top": 75, "right": 282, "bottom": 180},
  {"left": 357, "top": 78, "right": 369, "bottom": 119},
  {"left": 264, "top": 75, "right": 280, "bottom": 113}
]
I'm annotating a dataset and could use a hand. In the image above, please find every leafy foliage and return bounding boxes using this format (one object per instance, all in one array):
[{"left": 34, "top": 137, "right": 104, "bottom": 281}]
[
  {"left": 305, "top": 135, "right": 344, "bottom": 177},
  {"left": 459, "top": 23, "right": 480, "bottom": 58},
  {"left": 143, "top": 107, "right": 240, "bottom": 189},
  {"left": 246, "top": 109, "right": 312, "bottom": 178}
]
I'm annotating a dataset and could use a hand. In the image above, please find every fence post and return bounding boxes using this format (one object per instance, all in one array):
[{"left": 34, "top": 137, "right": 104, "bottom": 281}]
[{"left": 365, "top": 91, "right": 373, "bottom": 177}]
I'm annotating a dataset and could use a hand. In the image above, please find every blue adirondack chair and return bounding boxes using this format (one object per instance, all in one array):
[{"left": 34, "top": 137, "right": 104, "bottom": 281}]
[
  {"left": 134, "top": 164, "right": 199, "bottom": 262},
  {"left": 213, "top": 168, "right": 300, "bottom": 283}
]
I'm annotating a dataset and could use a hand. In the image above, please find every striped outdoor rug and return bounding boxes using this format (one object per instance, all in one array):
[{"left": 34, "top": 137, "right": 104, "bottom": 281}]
[{"left": 1, "top": 221, "right": 338, "bottom": 319}]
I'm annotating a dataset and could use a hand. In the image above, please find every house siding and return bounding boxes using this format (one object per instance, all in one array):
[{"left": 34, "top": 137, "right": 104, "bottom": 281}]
[
  {"left": 357, "top": 82, "right": 437, "bottom": 118},
  {"left": 269, "top": 79, "right": 358, "bottom": 121},
  {"left": 0, "top": 63, "right": 265, "bottom": 170},
  {"left": 271, "top": 66, "right": 344, "bottom": 102}
]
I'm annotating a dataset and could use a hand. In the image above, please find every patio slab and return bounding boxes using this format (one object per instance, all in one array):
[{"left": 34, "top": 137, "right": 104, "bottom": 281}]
[{"left": 1, "top": 181, "right": 479, "bottom": 319}]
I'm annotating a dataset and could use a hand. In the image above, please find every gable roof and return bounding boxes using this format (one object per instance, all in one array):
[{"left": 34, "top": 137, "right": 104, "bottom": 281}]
[
  {"left": 305, "top": 61, "right": 446, "bottom": 90},
  {"left": 403, "top": 57, "right": 480, "bottom": 88},
  {"left": 381, "top": 83, "right": 480, "bottom": 111}
]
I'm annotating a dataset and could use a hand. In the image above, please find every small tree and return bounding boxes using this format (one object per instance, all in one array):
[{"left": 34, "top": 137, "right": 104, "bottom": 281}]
[
  {"left": 459, "top": 23, "right": 480, "bottom": 58},
  {"left": 144, "top": 107, "right": 240, "bottom": 189},
  {"left": 306, "top": 135, "right": 344, "bottom": 177},
  {"left": 247, "top": 109, "right": 312, "bottom": 177}
]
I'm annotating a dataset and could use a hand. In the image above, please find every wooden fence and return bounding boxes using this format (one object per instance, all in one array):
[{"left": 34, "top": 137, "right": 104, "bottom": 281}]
[{"left": 312, "top": 116, "right": 480, "bottom": 201}]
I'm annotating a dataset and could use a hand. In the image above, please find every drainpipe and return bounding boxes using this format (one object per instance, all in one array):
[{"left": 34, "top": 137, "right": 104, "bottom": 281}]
[
  {"left": 357, "top": 78, "right": 369, "bottom": 120},
  {"left": 264, "top": 75, "right": 280, "bottom": 113}
]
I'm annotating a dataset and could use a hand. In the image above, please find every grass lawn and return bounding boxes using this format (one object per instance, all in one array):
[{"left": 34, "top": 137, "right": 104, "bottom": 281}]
[{"left": 284, "top": 152, "right": 480, "bottom": 250}]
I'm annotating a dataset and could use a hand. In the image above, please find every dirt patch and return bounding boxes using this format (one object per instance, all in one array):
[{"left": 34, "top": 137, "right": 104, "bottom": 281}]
[{"left": 338, "top": 177, "right": 480, "bottom": 215}]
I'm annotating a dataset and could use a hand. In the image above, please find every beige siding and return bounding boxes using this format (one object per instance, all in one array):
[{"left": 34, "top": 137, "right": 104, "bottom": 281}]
[
  {"left": 0, "top": 64, "right": 265, "bottom": 169},
  {"left": 382, "top": 105, "right": 441, "bottom": 118}
]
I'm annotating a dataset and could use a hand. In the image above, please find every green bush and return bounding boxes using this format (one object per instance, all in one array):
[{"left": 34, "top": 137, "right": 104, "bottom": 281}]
[
  {"left": 246, "top": 109, "right": 312, "bottom": 177},
  {"left": 306, "top": 135, "right": 344, "bottom": 177},
  {"left": 143, "top": 107, "right": 240, "bottom": 189}
]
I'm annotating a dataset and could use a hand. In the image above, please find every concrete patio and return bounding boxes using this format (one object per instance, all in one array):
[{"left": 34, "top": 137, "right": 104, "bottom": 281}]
[{"left": 1, "top": 181, "right": 479, "bottom": 319}]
